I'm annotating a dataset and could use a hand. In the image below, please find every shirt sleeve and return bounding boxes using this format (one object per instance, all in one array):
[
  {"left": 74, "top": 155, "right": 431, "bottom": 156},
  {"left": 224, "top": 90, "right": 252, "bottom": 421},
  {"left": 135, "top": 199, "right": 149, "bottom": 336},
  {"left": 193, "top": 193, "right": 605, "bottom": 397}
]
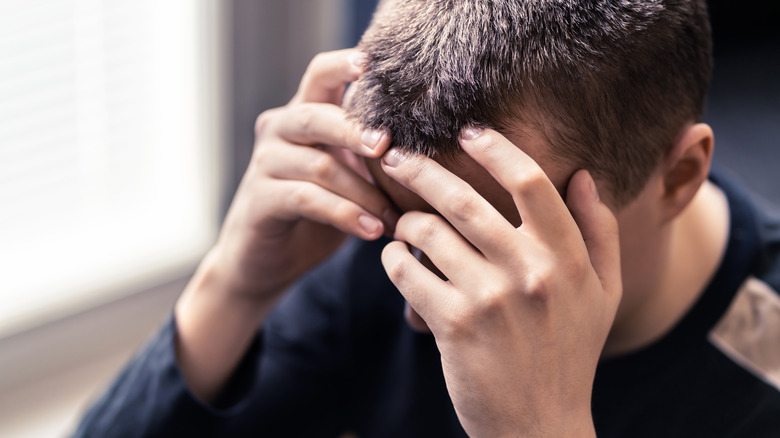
[
  {"left": 70, "top": 239, "right": 373, "bottom": 438},
  {"left": 70, "top": 313, "right": 264, "bottom": 438}
]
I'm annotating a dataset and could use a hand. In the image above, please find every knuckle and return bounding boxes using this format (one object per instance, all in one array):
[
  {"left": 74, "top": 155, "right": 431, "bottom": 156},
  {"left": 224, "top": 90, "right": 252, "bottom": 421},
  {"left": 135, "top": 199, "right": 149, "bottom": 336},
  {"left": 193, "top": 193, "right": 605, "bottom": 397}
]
[
  {"left": 512, "top": 168, "right": 548, "bottom": 197},
  {"left": 475, "top": 295, "right": 503, "bottom": 320},
  {"left": 308, "top": 52, "right": 328, "bottom": 70},
  {"left": 331, "top": 199, "right": 355, "bottom": 224},
  {"left": 302, "top": 52, "right": 334, "bottom": 81},
  {"left": 254, "top": 110, "right": 276, "bottom": 137},
  {"left": 307, "top": 152, "right": 335, "bottom": 180},
  {"left": 440, "top": 277, "right": 512, "bottom": 338},
  {"left": 300, "top": 54, "right": 323, "bottom": 83},
  {"left": 445, "top": 189, "right": 481, "bottom": 223},
  {"left": 476, "top": 278, "right": 511, "bottom": 314},
  {"left": 384, "top": 255, "right": 411, "bottom": 284},
  {"left": 439, "top": 309, "right": 471, "bottom": 339},
  {"left": 295, "top": 104, "right": 315, "bottom": 136},
  {"left": 413, "top": 214, "right": 443, "bottom": 245},
  {"left": 251, "top": 144, "right": 272, "bottom": 165},
  {"left": 288, "top": 184, "right": 311, "bottom": 210},
  {"left": 522, "top": 271, "right": 552, "bottom": 300},
  {"left": 433, "top": 299, "right": 471, "bottom": 334}
]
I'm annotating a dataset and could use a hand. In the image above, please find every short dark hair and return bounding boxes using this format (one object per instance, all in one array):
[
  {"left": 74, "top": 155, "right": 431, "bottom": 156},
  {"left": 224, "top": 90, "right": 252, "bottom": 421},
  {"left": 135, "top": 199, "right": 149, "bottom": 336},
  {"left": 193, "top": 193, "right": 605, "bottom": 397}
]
[{"left": 346, "top": 0, "right": 712, "bottom": 205}]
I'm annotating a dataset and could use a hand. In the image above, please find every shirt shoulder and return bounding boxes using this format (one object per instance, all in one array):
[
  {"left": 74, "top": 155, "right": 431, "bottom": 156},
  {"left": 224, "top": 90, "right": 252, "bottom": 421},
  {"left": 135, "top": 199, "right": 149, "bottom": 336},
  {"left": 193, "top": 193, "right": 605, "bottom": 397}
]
[{"left": 708, "top": 175, "right": 780, "bottom": 396}]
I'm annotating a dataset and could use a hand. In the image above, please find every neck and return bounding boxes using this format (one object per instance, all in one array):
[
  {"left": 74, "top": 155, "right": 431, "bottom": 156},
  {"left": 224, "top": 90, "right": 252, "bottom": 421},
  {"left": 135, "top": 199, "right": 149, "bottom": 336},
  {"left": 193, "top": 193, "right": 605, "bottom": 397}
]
[{"left": 602, "top": 180, "right": 730, "bottom": 357}]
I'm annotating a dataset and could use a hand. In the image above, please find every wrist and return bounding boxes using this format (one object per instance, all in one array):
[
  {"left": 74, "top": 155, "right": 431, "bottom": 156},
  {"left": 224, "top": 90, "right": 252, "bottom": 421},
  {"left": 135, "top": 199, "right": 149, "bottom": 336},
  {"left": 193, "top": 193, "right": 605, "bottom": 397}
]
[
  {"left": 473, "top": 401, "right": 595, "bottom": 438},
  {"left": 173, "top": 247, "right": 277, "bottom": 402},
  {"left": 178, "top": 246, "right": 276, "bottom": 324},
  {"left": 491, "top": 418, "right": 595, "bottom": 438},
  {"left": 553, "top": 413, "right": 596, "bottom": 438},
  {"left": 532, "top": 407, "right": 596, "bottom": 438}
]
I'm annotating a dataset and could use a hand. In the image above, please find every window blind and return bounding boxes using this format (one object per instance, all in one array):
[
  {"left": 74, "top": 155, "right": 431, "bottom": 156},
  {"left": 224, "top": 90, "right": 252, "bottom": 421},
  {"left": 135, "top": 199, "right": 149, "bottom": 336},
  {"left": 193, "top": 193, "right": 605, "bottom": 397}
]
[{"left": 0, "top": 0, "right": 221, "bottom": 336}]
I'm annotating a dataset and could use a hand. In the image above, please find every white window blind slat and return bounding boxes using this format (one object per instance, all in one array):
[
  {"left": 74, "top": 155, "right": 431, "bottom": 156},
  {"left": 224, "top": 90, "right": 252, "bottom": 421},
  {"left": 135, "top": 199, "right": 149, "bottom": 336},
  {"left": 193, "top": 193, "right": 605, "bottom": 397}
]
[{"left": 0, "top": 0, "right": 220, "bottom": 336}]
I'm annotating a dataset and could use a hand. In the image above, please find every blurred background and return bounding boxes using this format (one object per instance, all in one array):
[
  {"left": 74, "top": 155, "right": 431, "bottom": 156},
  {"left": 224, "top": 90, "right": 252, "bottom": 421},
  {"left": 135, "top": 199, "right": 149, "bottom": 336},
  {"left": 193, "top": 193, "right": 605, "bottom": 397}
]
[{"left": 0, "top": 1, "right": 776, "bottom": 437}]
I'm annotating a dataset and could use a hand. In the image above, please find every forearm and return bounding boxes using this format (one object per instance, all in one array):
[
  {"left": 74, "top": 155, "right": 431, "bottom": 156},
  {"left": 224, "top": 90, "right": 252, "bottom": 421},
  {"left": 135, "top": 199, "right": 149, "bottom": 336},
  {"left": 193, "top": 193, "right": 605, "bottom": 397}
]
[{"left": 174, "top": 247, "right": 278, "bottom": 403}]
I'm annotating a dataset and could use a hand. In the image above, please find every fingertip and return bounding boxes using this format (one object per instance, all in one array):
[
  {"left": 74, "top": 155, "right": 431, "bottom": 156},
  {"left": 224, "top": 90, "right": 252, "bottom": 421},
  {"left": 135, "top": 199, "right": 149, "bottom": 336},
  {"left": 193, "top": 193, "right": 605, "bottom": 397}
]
[
  {"left": 457, "top": 126, "right": 514, "bottom": 166},
  {"left": 381, "top": 239, "right": 408, "bottom": 266},
  {"left": 348, "top": 50, "right": 368, "bottom": 75},
  {"left": 360, "top": 128, "right": 390, "bottom": 156},
  {"left": 381, "top": 148, "right": 407, "bottom": 169},
  {"left": 567, "top": 169, "right": 596, "bottom": 207},
  {"left": 358, "top": 214, "right": 384, "bottom": 240},
  {"left": 373, "top": 129, "right": 392, "bottom": 155},
  {"left": 584, "top": 170, "right": 599, "bottom": 202},
  {"left": 567, "top": 170, "right": 621, "bottom": 295},
  {"left": 459, "top": 125, "right": 485, "bottom": 141},
  {"left": 566, "top": 170, "right": 604, "bottom": 236}
]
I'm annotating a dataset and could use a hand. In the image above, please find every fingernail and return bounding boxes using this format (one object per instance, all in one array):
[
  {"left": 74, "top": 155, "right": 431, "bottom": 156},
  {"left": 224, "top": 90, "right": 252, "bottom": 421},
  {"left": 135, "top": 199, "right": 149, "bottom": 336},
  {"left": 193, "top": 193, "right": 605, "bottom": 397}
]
[
  {"left": 361, "top": 129, "right": 383, "bottom": 150},
  {"left": 358, "top": 214, "right": 382, "bottom": 235},
  {"left": 349, "top": 51, "right": 368, "bottom": 69},
  {"left": 460, "top": 126, "right": 484, "bottom": 140},
  {"left": 382, "top": 149, "right": 405, "bottom": 168},
  {"left": 587, "top": 172, "right": 600, "bottom": 201}
]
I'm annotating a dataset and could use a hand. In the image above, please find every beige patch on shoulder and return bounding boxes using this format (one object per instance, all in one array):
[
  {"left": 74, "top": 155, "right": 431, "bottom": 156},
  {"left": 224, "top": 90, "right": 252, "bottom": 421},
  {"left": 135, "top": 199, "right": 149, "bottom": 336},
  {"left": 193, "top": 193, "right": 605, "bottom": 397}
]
[{"left": 709, "top": 276, "right": 780, "bottom": 391}]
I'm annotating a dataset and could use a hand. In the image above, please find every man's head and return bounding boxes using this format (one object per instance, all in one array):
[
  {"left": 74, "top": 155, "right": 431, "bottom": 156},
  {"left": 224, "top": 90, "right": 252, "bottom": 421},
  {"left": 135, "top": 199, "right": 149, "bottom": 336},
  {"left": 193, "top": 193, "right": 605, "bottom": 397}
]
[{"left": 347, "top": 0, "right": 712, "bottom": 207}]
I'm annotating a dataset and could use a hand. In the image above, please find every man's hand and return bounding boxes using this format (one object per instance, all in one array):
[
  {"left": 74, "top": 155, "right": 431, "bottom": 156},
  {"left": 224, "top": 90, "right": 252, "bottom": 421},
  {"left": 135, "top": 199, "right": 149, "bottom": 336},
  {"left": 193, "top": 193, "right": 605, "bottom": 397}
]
[
  {"left": 380, "top": 127, "right": 622, "bottom": 437},
  {"left": 218, "top": 49, "right": 396, "bottom": 301},
  {"left": 174, "top": 49, "right": 396, "bottom": 402}
]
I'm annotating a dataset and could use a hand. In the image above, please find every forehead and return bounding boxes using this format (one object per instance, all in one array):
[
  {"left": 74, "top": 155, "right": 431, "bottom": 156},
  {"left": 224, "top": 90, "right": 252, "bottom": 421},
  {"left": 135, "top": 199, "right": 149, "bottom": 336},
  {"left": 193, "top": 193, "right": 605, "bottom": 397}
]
[{"left": 366, "top": 127, "right": 575, "bottom": 226}]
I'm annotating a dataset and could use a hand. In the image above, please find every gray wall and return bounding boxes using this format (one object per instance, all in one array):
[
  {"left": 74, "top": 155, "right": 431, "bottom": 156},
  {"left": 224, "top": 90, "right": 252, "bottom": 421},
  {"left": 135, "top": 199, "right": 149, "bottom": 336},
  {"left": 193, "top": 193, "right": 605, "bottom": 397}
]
[{"left": 225, "top": 0, "right": 349, "bottom": 214}]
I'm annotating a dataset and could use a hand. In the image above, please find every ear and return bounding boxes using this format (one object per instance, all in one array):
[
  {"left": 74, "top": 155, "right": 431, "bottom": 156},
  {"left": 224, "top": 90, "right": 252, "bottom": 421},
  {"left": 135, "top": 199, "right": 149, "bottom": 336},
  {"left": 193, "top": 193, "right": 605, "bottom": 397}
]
[{"left": 659, "top": 123, "right": 714, "bottom": 222}]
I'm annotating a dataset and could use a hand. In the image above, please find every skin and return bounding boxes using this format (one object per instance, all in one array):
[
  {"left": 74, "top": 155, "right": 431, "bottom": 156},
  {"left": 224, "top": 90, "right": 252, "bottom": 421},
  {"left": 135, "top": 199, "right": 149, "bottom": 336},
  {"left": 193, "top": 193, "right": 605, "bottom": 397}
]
[
  {"left": 368, "top": 123, "right": 729, "bottom": 358},
  {"left": 175, "top": 49, "right": 395, "bottom": 403},
  {"left": 173, "top": 49, "right": 729, "bottom": 436},
  {"left": 378, "top": 134, "right": 621, "bottom": 437}
]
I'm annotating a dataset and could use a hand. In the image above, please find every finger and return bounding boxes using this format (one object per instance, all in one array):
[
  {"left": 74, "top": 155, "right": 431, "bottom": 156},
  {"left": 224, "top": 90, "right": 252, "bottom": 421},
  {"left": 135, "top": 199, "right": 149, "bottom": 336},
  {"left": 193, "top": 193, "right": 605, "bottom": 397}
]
[
  {"left": 261, "top": 143, "right": 398, "bottom": 232},
  {"left": 325, "top": 144, "right": 374, "bottom": 182},
  {"left": 458, "top": 127, "right": 577, "bottom": 244},
  {"left": 273, "top": 180, "right": 385, "bottom": 240},
  {"left": 272, "top": 103, "right": 390, "bottom": 158},
  {"left": 393, "top": 211, "right": 488, "bottom": 289},
  {"left": 380, "top": 149, "right": 518, "bottom": 261},
  {"left": 381, "top": 240, "right": 461, "bottom": 327},
  {"left": 566, "top": 170, "right": 622, "bottom": 300},
  {"left": 291, "top": 49, "right": 366, "bottom": 105}
]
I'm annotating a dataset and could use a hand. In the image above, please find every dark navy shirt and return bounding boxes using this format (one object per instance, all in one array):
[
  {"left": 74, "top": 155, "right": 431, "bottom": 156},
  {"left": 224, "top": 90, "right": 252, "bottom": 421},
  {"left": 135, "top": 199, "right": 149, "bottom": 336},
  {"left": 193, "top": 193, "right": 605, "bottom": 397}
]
[{"left": 73, "top": 171, "right": 780, "bottom": 437}]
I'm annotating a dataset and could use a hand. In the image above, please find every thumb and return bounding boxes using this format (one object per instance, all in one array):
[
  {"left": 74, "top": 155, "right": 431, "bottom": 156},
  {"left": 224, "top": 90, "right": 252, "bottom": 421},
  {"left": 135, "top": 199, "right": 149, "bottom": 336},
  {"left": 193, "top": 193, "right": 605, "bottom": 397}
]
[{"left": 566, "top": 170, "right": 622, "bottom": 300}]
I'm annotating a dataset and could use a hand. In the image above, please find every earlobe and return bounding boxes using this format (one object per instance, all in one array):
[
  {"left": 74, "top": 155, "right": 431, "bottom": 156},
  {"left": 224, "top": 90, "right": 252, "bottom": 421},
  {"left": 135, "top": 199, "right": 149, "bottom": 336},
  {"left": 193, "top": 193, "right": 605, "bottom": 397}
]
[{"left": 660, "top": 123, "right": 714, "bottom": 222}]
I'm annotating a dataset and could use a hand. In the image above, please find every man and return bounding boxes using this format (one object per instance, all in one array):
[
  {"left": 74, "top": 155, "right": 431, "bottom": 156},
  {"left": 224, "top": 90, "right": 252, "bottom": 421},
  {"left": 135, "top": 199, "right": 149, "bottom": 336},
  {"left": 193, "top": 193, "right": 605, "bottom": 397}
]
[{"left": 74, "top": 0, "right": 780, "bottom": 436}]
